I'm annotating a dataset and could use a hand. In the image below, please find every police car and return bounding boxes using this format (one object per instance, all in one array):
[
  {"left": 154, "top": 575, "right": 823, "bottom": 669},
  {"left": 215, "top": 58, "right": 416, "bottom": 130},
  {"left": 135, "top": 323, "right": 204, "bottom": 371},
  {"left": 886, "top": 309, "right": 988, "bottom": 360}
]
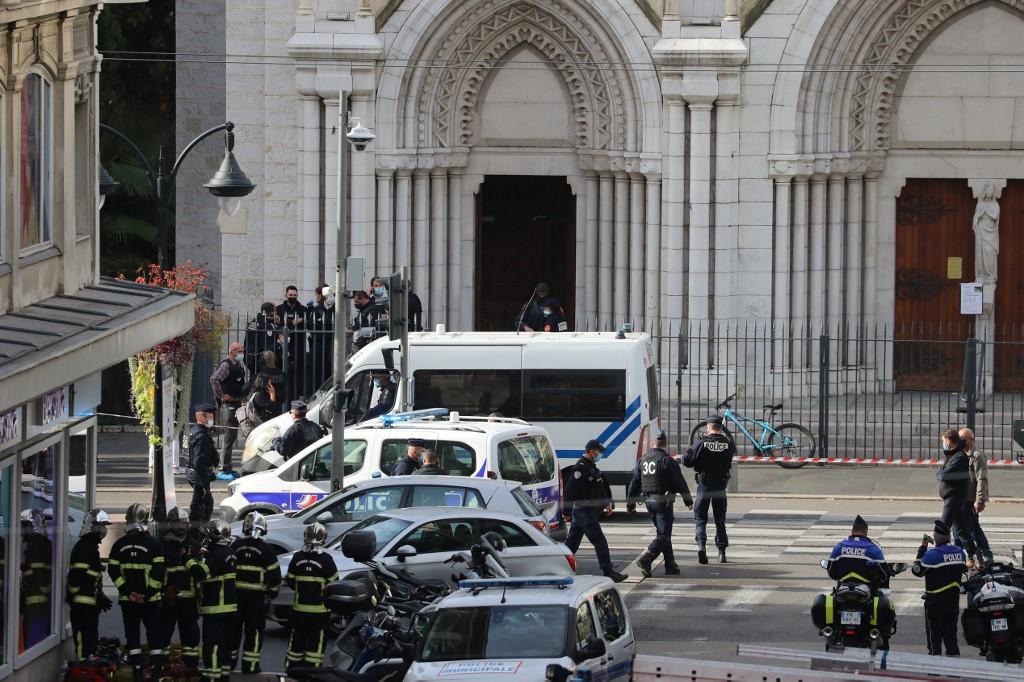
[{"left": 406, "top": 576, "right": 635, "bottom": 681}]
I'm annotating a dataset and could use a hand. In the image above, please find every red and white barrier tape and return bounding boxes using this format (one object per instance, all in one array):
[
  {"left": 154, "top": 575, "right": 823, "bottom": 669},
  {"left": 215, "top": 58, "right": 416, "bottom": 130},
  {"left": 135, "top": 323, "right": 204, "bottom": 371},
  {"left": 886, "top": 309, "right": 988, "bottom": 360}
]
[{"left": 732, "top": 455, "right": 1023, "bottom": 466}]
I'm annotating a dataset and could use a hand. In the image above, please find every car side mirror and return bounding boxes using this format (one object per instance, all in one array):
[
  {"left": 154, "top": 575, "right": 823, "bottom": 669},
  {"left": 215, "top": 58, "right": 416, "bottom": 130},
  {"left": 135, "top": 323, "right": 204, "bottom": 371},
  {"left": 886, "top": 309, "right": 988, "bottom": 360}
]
[
  {"left": 820, "top": 559, "right": 830, "bottom": 570},
  {"left": 300, "top": 464, "right": 312, "bottom": 481},
  {"left": 396, "top": 545, "right": 417, "bottom": 562},
  {"left": 545, "top": 664, "right": 572, "bottom": 682},
  {"left": 316, "top": 511, "right": 333, "bottom": 524},
  {"left": 575, "top": 637, "right": 606, "bottom": 663}
]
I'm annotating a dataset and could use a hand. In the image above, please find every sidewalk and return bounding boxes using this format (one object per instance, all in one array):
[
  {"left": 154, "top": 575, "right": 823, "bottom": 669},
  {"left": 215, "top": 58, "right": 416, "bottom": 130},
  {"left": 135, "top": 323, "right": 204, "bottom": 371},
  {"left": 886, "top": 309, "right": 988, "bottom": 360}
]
[{"left": 95, "top": 432, "right": 1024, "bottom": 511}]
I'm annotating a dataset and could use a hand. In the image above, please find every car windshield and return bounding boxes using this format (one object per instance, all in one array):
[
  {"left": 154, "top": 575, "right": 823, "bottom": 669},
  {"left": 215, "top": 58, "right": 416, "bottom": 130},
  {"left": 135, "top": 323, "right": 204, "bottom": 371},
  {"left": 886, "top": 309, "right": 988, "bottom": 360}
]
[
  {"left": 328, "top": 515, "right": 412, "bottom": 549},
  {"left": 296, "top": 483, "right": 359, "bottom": 518},
  {"left": 419, "top": 606, "right": 568, "bottom": 661},
  {"left": 497, "top": 436, "right": 556, "bottom": 485},
  {"left": 510, "top": 486, "right": 542, "bottom": 516}
]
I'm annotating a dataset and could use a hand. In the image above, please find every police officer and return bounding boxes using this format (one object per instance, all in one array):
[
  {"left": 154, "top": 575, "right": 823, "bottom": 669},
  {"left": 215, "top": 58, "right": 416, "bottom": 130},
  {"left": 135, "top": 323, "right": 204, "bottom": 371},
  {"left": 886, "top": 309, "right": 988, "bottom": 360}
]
[
  {"left": 272, "top": 401, "right": 327, "bottom": 461},
  {"left": 193, "top": 520, "right": 239, "bottom": 682},
  {"left": 826, "top": 515, "right": 889, "bottom": 590},
  {"left": 285, "top": 522, "right": 338, "bottom": 672},
  {"left": 912, "top": 519, "right": 967, "bottom": 656},
  {"left": 68, "top": 509, "right": 113, "bottom": 660},
  {"left": 108, "top": 503, "right": 166, "bottom": 682},
  {"left": 683, "top": 415, "right": 736, "bottom": 564},
  {"left": 563, "top": 440, "right": 626, "bottom": 583},
  {"left": 233, "top": 512, "right": 281, "bottom": 674},
  {"left": 209, "top": 342, "right": 247, "bottom": 473},
  {"left": 189, "top": 404, "right": 219, "bottom": 524},
  {"left": 392, "top": 438, "right": 427, "bottom": 475},
  {"left": 628, "top": 431, "right": 693, "bottom": 577},
  {"left": 162, "top": 507, "right": 201, "bottom": 672}
]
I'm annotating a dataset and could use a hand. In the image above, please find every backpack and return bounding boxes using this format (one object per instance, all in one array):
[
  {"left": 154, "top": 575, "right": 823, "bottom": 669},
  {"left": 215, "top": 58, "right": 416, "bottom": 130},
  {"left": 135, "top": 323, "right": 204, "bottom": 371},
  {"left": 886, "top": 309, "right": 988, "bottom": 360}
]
[{"left": 236, "top": 393, "right": 262, "bottom": 439}]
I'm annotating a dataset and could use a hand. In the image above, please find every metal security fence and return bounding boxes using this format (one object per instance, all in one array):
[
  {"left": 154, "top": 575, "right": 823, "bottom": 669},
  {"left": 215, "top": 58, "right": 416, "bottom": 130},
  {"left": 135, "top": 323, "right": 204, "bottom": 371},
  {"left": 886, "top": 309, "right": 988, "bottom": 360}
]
[{"left": 193, "top": 315, "right": 1024, "bottom": 464}]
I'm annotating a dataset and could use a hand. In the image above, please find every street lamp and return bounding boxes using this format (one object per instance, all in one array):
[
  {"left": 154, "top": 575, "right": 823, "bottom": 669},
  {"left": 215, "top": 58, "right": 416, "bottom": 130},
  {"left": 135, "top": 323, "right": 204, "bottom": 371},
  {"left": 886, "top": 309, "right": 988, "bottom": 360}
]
[
  {"left": 100, "top": 121, "right": 256, "bottom": 525},
  {"left": 330, "top": 95, "right": 375, "bottom": 494}
]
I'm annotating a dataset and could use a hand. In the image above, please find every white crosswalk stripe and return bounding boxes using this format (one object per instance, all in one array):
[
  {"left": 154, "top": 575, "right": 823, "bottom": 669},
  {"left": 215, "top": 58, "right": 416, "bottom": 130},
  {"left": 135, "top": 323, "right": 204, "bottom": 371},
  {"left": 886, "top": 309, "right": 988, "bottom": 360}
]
[
  {"left": 631, "top": 584, "right": 695, "bottom": 611},
  {"left": 717, "top": 586, "right": 776, "bottom": 612}
]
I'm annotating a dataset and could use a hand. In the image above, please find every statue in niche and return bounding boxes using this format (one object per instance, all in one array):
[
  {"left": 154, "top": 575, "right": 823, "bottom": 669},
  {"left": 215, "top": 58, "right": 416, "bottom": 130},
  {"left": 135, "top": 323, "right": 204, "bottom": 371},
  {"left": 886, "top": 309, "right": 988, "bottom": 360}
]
[{"left": 972, "top": 184, "right": 1000, "bottom": 284}]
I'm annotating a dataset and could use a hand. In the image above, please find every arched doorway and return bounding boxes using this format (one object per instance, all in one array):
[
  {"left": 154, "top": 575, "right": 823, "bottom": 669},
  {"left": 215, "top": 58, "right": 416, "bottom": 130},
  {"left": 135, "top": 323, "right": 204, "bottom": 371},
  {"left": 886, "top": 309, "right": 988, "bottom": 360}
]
[{"left": 474, "top": 176, "right": 575, "bottom": 331}]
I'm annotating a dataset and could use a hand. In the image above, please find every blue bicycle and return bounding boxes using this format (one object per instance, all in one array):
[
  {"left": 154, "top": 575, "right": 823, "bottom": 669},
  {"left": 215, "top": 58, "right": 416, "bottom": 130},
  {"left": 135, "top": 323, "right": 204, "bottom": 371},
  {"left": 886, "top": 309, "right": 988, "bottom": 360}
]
[{"left": 689, "top": 393, "right": 817, "bottom": 469}]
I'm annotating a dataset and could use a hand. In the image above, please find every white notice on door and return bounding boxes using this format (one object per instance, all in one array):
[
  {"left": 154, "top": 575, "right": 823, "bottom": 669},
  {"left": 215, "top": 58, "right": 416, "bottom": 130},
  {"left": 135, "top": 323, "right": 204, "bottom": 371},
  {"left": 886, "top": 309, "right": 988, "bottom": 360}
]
[{"left": 960, "top": 283, "right": 983, "bottom": 315}]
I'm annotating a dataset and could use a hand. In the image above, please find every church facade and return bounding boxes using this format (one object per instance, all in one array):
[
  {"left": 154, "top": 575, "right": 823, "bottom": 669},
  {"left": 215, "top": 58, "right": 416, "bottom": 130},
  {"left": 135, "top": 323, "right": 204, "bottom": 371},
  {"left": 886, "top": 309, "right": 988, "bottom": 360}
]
[{"left": 195, "top": 0, "right": 1024, "bottom": 386}]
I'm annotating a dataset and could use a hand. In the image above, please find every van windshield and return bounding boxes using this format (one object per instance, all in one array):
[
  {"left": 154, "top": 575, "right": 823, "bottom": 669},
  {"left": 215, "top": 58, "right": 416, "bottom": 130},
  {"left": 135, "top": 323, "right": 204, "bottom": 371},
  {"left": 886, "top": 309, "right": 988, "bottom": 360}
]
[
  {"left": 420, "top": 606, "right": 568, "bottom": 661},
  {"left": 497, "top": 436, "right": 556, "bottom": 485}
]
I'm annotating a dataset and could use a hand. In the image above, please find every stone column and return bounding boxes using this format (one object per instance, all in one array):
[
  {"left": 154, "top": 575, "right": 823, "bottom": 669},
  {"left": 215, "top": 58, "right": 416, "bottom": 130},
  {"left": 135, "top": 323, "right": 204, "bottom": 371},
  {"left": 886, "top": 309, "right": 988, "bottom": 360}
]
[
  {"left": 322, "top": 100, "right": 340, "bottom": 290},
  {"left": 645, "top": 176, "right": 662, "bottom": 330},
  {"left": 350, "top": 94, "right": 376, "bottom": 278},
  {"left": 584, "top": 174, "right": 599, "bottom": 329},
  {"left": 614, "top": 171, "right": 630, "bottom": 327},
  {"left": 773, "top": 178, "right": 792, "bottom": 368},
  {"left": 687, "top": 101, "right": 713, "bottom": 328},
  {"left": 298, "top": 96, "right": 322, "bottom": 294},
  {"left": 791, "top": 177, "right": 809, "bottom": 367},
  {"left": 598, "top": 173, "right": 614, "bottom": 330},
  {"left": 394, "top": 170, "right": 412, "bottom": 277},
  {"left": 461, "top": 174, "right": 483, "bottom": 330},
  {"left": 863, "top": 174, "right": 879, "bottom": 335},
  {"left": 714, "top": 101, "right": 739, "bottom": 323},
  {"left": 376, "top": 169, "right": 394, "bottom": 279},
  {"left": 845, "top": 175, "right": 864, "bottom": 363},
  {"left": 662, "top": 98, "right": 686, "bottom": 339},
  {"left": 629, "top": 173, "right": 645, "bottom": 327},
  {"left": 827, "top": 175, "right": 845, "bottom": 334},
  {"left": 808, "top": 175, "right": 828, "bottom": 333},
  {"left": 447, "top": 171, "right": 462, "bottom": 329},
  {"left": 572, "top": 177, "right": 586, "bottom": 330},
  {"left": 430, "top": 168, "right": 448, "bottom": 325},
  {"left": 412, "top": 170, "right": 430, "bottom": 324}
]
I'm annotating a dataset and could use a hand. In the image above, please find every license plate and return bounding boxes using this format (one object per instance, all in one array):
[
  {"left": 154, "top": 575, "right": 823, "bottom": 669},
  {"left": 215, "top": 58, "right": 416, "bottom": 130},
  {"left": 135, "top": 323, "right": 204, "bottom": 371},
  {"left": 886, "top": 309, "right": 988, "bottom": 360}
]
[
  {"left": 991, "top": 617, "right": 1009, "bottom": 632},
  {"left": 841, "top": 611, "right": 862, "bottom": 625}
]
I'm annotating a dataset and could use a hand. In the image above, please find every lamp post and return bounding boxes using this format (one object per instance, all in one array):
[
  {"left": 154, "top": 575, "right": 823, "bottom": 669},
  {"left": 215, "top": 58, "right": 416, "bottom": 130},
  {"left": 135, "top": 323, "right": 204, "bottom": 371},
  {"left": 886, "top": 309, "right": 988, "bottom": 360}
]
[
  {"left": 100, "top": 121, "right": 256, "bottom": 525},
  {"left": 330, "top": 94, "right": 375, "bottom": 494}
]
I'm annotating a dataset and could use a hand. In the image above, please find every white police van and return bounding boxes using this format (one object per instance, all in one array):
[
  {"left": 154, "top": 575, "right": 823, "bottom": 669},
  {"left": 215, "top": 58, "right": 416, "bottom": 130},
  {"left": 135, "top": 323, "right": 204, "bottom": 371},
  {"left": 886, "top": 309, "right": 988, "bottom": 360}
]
[
  {"left": 223, "top": 410, "right": 563, "bottom": 535},
  {"left": 406, "top": 576, "right": 635, "bottom": 681},
  {"left": 240, "top": 330, "right": 660, "bottom": 498}
]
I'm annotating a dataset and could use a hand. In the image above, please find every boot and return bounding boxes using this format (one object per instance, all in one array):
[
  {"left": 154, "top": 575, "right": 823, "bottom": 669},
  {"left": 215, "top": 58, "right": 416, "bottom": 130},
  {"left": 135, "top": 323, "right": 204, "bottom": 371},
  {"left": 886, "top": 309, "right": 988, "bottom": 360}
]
[
  {"left": 697, "top": 544, "right": 708, "bottom": 565},
  {"left": 637, "top": 554, "right": 653, "bottom": 578},
  {"left": 718, "top": 547, "right": 727, "bottom": 563},
  {"left": 604, "top": 569, "right": 627, "bottom": 583},
  {"left": 664, "top": 562, "right": 680, "bottom": 575}
]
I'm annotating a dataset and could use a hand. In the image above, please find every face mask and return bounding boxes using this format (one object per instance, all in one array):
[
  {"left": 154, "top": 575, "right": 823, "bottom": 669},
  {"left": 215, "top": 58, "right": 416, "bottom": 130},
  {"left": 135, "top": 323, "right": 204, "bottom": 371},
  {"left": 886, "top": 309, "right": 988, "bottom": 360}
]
[
  {"left": 543, "top": 307, "right": 553, "bottom": 317},
  {"left": 230, "top": 352, "right": 239, "bottom": 361},
  {"left": 372, "top": 378, "right": 382, "bottom": 388},
  {"left": 373, "top": 287, "right": 386, "bottom": 297}
]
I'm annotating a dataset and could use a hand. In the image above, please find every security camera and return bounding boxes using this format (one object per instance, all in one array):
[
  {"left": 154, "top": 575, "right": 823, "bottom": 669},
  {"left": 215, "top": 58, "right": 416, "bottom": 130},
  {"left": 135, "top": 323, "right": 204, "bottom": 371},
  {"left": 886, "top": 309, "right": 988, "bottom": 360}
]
[{"left": 346, "top": 118, "right": 376, "bottom": 152}]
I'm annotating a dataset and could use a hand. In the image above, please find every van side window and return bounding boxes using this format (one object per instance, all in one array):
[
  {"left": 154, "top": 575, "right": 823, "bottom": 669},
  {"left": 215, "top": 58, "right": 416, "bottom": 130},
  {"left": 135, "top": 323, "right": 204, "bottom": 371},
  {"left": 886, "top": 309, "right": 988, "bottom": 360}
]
[
  {"left": 594, "top": 589, "right": 627, "bottom": 642},
  {"left": 283, "top": 440, "right": 367, "bottom": 482},
  {"left": 413, "top": 370, "right": 522, "bottom": 417},
  {"left": 497, "top": 436, "right": 555, "bottom": 485},
  {"left": 382, "top": 439, "right": 476, "bottom": 477},
  {"left": 522, "top": 370, "right": 625, "bottom": 421},
  {"left": 574, "top": 602, "right": 597, "bottom": 649}
]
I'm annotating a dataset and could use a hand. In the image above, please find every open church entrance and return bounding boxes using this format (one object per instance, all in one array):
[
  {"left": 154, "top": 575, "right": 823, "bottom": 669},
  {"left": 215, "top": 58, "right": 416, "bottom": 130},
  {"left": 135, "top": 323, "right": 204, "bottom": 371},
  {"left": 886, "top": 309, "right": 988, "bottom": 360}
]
[{"left": 475, "top": 176, "right": 575, "bottom": 331}]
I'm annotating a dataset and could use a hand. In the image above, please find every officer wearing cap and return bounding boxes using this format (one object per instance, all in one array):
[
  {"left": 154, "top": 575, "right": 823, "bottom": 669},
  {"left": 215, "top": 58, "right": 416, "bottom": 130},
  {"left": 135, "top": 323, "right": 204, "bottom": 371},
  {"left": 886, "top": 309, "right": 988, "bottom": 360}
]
[
  {"left": 683, "top": 415, "right": 736, "bottom": 564},
  {"left": 628, "top": 431, "right": 693, "bottom": 577},
  {"left": 563, "top": 440, "right": 626, "bottom": 582},
  {"left": 188, "top": 404, "right": 219, "bottom": 523},
  {"left": 912, "top": 519, "right": 967, "bottom": 656},
  {"left": 272, "top": 401, "right": 327, "bottom": 462},
  {"left": 392, "top": 438, "right": 427, "bottom": 476}
]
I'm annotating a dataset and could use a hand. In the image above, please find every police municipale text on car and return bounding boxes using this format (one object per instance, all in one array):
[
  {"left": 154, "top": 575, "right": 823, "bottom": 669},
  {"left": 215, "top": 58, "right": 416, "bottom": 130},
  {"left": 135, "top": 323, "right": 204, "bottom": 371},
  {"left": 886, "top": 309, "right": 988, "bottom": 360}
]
[{"left": 405, "top": 575, "right": 635, "bottom": 682}]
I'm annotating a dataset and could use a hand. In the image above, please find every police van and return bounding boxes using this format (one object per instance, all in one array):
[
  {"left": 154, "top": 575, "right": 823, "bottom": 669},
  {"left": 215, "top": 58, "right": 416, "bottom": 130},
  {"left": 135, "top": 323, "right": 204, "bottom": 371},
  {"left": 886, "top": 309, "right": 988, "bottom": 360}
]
[
  {"left": 241, "top": 330, "right": 660, "bottom": 499},
  {"left": 223, "top": 410, "right": 563, "bottom": 535}
]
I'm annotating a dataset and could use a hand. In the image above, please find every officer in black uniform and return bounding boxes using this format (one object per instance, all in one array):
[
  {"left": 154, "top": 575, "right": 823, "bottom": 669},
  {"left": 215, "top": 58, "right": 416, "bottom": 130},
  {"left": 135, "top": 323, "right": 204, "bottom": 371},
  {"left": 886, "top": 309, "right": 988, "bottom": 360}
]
[
  {"left": 209, "top": 342, "right": 247, "bottom": 473},
  {"left": 628, "top": 432, "right": 693, "bottom": 577},
  {"left": 233, "top": 512, "right": 281, "bottom": 674},
  {"left": 193, "top": 520, "right": 239, "bottom": 682},
  {"left": 68, "top": 509, "right": 113, "bottom": 660},
  {"left": 912, "top": 519, "right": 967, "bottom": 656},
  {"left": 162, "top": 507, "right": 201, "bottom": 672},
  {"left": 272, "top": 401, "right": 327, "bottom": 461},
  {"left": 189, "top": 405, "right": 219, "bottom": 524},
  {"left": 563, "top": 440, "right": 626, "bottom": 582},
  {"left": 391, "top": 438, "right": 427, "bottom": 476},
  {"left": 683, "top": 415, "right": 735, "bottom": 564},
  {"left": 108, "top": 503, "right": 166, "bottom": 682},
  {"left": 285, "top": 522, "right": 339, "bottom": 672}
]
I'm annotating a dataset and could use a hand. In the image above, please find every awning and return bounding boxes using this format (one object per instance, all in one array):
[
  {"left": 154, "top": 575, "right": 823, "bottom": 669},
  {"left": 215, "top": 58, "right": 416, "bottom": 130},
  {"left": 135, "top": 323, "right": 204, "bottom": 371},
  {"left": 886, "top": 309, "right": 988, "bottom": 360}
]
[{"left": 0, "top": 277, "right": 195, "bottom": 412}]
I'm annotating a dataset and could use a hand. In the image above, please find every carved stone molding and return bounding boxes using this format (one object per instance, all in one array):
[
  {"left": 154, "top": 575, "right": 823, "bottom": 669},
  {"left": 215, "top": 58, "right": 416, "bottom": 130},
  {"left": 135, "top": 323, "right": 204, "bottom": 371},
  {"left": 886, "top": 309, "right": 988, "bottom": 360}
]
[
  {"left": 967, "top": 178, "right": 1007, "bottom": 200},
  {"left": 73, "top": 72, "right": 92, "bottom": 104}
]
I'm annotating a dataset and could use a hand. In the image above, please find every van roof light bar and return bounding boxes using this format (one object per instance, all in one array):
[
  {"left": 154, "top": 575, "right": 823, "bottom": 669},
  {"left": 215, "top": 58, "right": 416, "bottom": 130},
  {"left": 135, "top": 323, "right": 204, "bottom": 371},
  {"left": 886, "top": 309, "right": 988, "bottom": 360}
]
[
  {"left": 458, "top": 576, "right": 574, "bottom": 590},
  {"left": 380, "top": 408, "right": 449, "bottom": 426}
]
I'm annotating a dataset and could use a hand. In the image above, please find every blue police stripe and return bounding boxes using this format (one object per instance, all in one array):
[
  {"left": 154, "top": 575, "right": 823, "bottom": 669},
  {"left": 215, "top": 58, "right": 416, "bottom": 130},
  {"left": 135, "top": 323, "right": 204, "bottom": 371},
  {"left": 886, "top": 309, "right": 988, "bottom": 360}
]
[
  {"left": 556, "top": 396, "right": 642, "bottom": 459},
  {"left": 241, "top": 492, "right": 290, "bottom": 509}
]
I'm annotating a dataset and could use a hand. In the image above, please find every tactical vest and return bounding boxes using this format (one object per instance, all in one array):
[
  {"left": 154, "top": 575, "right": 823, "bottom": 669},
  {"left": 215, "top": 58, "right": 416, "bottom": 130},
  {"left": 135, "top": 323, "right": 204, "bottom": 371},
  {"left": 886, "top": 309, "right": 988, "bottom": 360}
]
[
  {"left": 220, "top": 359, "right": 246, "bottom": 400},
  {"left": 640, "top": 449, "right": 668, "bottom": 494}
]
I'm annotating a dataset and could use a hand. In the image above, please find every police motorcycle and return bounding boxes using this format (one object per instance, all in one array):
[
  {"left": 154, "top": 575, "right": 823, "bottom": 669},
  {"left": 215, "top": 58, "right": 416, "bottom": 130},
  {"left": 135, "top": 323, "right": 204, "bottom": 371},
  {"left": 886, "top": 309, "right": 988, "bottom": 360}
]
[
  {"left": 961, "top": 561, "right": 1024, "bottom": 663},
  {"left": 289, "top": 531, "right": 510, "bottom": 681},
  {"left": 812, "top": 558, "right": 907, "bottom": 652}
]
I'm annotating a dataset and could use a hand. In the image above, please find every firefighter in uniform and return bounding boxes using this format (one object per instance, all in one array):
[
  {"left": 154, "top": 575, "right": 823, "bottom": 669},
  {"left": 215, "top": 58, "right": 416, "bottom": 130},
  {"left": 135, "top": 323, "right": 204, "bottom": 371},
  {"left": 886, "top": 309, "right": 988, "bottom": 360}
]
[
  {"left": 189, "top": 405, "right": 219, "bottom": 524},
  {"left": 285, "top": 522, "right": 338, "bottom": 672},
  {"left": 67, "top": 509, "right": 113, "bottom": 659},
  {"left": 683, "top": 415, "right": 736, "bottom": 564},
  {"left": 912, "top": 519, "right": 967, "bottom": 656},
  {"left": 563, "top": 440, "right": 627, "bottom": 583},
  {"left": 20, "top": 509, "right": 53, "bottom": 648},
  {"left": 162, "top": 507, "right": 201, "bottom": 672},
  {"left": 233, "top": 512, "right": 281, "bottom": 674},
  {"left": 193, "top": 520, "right": 239, "bottom": 682},
  {"left": 108, "top": 503, "right": 166, "bottom": 682},
  {"left": 628, "top": 432, "right": 693, "bottom": 577}
]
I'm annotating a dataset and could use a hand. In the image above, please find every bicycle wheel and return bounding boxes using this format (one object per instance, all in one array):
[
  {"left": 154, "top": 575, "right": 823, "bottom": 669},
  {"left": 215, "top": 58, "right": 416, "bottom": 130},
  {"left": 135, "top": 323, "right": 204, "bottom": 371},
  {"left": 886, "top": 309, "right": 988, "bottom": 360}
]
[
  {"left": 688, "top": 423, "right": 735, "bottom": 448},
  {"left": 766, "top": 423, "right": 816, "bottom": 468}
]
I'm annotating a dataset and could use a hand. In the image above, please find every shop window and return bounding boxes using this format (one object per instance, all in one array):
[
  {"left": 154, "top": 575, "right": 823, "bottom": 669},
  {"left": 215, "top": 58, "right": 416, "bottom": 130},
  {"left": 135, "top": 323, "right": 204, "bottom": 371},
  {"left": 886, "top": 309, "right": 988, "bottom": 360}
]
[
  {"left": 0, "top": 463, "right": 12, "bottom": 668},
  {"left": 20, "top": 72, "right": 53, "bottom": 250},
  {"left": 67, "top": 429, "right": 92, "bottom": 553},
  {"left": 19, "top": 443, "right": 56, "bottom": 653}
]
